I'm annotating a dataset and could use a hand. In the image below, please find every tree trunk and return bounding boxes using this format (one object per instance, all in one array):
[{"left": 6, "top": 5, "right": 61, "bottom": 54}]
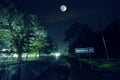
[{"left": 17, "top": 52, "right": 22, "bottom": 80}]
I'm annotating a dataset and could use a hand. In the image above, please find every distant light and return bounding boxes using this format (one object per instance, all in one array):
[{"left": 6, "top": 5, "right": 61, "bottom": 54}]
[
  {"left": 13, "top": 54, "right": 18, "bottom": 58},
  {"left": 2, "top": 49, "right": 7, "bottom": 52},
  {"left": 28, "top": 53, "right": 36, "bottom": 58},
  {"left": 60, "top": 5, "right": 67, "bottom": 12},
  {"left": 54, "top": 52, "right": 61, "bottom": 57},
  {"left": 51, "top": 52, "right": 61, "bottom": 59},
  {"left": 36, "top": 54, "right": 39, "bottom": 57},
  {"left": 22, "top": 53, "right": 27, "bottom": 58}
]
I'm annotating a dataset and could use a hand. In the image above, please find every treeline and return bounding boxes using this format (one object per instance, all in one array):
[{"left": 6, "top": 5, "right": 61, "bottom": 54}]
[{"left": 64, "top": 19, "right": 120, "bottom": 59}]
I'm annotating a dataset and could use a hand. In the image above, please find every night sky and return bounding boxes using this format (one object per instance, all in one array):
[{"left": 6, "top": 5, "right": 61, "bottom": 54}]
[{"left": 12, "top": 0, "right": 120, "bottom": 50}]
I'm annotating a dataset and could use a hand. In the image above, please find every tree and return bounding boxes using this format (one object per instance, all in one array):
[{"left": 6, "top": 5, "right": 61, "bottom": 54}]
[
  {"left": 40, "top": 36, "right": 58, "bottom": 54},
  {"left": 0, "top": 2, "right": 48, "bottom": 80},
  {"left": 103, "top": 19, "right": 120, "bottom": 58},
  {"left": 64, "top": 22, "right": 95, "bottom": 56},
  {"left": 0, "top": 3, "right": 48, "bottom": 62}
]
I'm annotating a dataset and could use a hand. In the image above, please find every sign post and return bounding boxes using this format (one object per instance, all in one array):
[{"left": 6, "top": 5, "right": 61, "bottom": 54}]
[{"left": 75, "top": 47, "right": 95, "bottom": 69}]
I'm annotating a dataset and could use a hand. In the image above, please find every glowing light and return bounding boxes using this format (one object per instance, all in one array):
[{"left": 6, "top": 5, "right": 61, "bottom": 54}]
[
  {"left": 50, "top": 52, "right": 61, "bottom": 59},
  {"left": 22, "top": 53, "right": 27, "bottom": 58},
  {"left": 2, "top": 49, "right": 7, "bottom": 52},
  {"left": 13, "top": 54, "right": 18, "bottom": 58},
  {"left": 36, "top": 54, "right": 39, "bottom": 57},
  {"left": 60, "top": 5, "right": 67, "bottom": 12},
  {"left": 28, "top": 53, "right": 36, "bottom": 58},
  {"left": 54, "top": 52, "right": 60, "bottom": 57}
]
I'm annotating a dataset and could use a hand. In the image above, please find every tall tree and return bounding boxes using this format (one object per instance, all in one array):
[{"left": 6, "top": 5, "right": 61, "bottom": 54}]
[
  {"left": 0, "top": 2, "right": 48, "bottom": 80},
  {"left": 40, "top": 36, "right": 58, "bottom": 54},
  {"left": 0, "top": 3, "right": 48, "bottom": 62},
  {"left": 64, "top": 22, "right": 94, "bottom": 56},
  {"left": 103, "top": 19, "right": 120, "bottom": 58}
]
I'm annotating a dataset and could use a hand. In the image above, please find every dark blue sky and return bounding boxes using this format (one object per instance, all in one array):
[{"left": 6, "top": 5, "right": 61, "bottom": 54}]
[{"left": 12, "top": 0, "right": 120, "bottom": 50}]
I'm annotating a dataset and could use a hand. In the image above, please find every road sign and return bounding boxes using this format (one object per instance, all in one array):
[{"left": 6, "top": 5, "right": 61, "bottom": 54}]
[{"left": 75, "top": 47, "right": 95, "bottom": 54}]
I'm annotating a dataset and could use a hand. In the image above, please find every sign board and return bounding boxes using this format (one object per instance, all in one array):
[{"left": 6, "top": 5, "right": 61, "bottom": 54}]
[{"left": 75, "top": 47, "right": 95, "bottom": 54}]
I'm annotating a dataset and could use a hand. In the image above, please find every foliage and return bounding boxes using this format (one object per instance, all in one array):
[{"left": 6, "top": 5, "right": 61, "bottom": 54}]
[
  {"left": 0, "top": 3, "right": 48, "bottom": 61},
  {"left": 40, "top": 36, "right": 58, "bottom": 54},
  {"left": 64, "top": 22, "right": 94, "bottom": 55},
  {"left": 103, "top": 19, "right": 120, "bottom": 58}
]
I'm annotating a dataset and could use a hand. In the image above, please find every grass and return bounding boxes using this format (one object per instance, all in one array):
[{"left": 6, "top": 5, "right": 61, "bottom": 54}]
[{"left": 79, "top": 58, "right": 120, "bottom": 72}]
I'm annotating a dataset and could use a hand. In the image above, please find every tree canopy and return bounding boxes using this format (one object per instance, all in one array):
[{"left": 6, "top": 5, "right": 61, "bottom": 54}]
[
  {"left": 64, "top": 22, "right": 94, "bottom": 55},
  {"left": 0, "top": 3, "right": 48, "bottom": 62}
]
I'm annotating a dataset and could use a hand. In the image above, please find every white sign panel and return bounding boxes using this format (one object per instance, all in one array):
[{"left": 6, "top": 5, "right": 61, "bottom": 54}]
[{"left": 75, "top": 47, "right": 95, "bottom": 54}]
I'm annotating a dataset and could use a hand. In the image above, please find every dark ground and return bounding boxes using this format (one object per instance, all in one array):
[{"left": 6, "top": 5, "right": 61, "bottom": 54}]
[{"left": 0, "top": 56, "right": 120, "bottom": 80}]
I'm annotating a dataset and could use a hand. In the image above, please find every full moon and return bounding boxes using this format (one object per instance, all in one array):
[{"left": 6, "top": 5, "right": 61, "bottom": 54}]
[{"left": 60, "top": 5, "right": 67, "bottom": 12}]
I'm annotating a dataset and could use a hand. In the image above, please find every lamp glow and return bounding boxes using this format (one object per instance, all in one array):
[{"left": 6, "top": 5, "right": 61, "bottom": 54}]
[
  {"left": 13, "top": 54, "right": 18, "bottom": 58},
  {"left": 2, "top": 49, "right": 7, "bottom": 52},
  {"left": 54, "top": 52, "right": 60, "bottom": 57}
]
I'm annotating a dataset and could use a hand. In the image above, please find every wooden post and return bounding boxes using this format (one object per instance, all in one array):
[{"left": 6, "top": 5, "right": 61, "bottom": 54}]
[
  {"left": 79, "top": 54, "right": 82, "bottom": 69},
  {"left": 88, "top": 54, "right": 93, "bottom": 70}
]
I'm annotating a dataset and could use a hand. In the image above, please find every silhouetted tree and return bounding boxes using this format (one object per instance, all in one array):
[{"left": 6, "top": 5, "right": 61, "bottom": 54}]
[
  {"left": 103, "top": 19, "right": 120, "bottom": 58},
  {"left": 40, "top": 36, "right": 58, "bottom": 54},
  {"left": 64, "top": 22, "right": 95, "bottom": 57}
]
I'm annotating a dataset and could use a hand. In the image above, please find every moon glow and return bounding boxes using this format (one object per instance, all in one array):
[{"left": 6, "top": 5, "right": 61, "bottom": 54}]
[{"left": 60, "top": 5, "right": 67, "bottom": 12}]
